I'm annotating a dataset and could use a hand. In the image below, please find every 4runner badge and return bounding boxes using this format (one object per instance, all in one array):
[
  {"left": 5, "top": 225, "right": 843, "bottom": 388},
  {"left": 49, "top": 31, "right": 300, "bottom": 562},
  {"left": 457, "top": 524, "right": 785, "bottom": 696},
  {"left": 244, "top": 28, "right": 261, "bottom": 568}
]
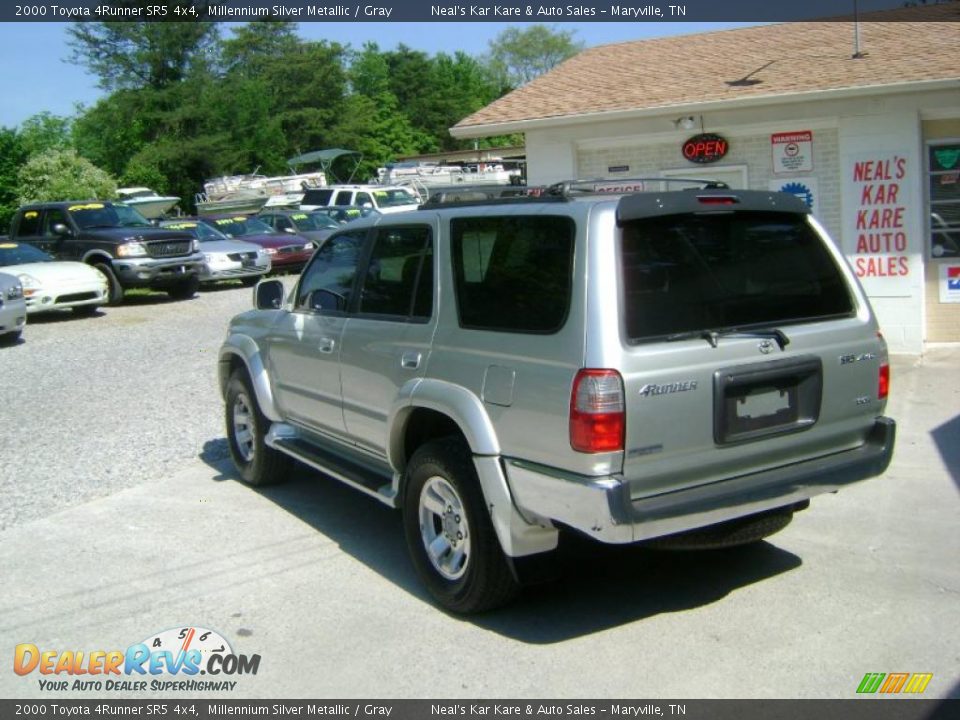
[{"left": 639, "top": 381, "right": 698, "bottom": 397}]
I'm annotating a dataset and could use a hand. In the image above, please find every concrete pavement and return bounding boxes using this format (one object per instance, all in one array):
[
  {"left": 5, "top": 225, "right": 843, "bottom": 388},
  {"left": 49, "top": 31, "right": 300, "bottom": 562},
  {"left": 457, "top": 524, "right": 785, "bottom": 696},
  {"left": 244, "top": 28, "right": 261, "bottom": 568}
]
[{"left": 1, "top": 349, "right": 957, "bottom": 699}]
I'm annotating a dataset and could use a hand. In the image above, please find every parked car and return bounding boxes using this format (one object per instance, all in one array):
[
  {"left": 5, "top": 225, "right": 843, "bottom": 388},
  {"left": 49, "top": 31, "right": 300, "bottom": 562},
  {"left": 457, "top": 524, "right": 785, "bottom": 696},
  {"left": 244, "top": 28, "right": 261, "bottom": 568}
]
[
  {"left": 158, "top": 219, "right": 271, "bottom": 287},
  {"left": 257, "top": 209, "right": 341, "bottom": 246},
  {"left": 314, "top": 205, "right": 381, "bottom": 225},
  {"left": 8, "top": 201, "right": 204, "bottom": 304},
  {"left": 299, "top": 185, "right": 419, "bottom": 214},
  {"left": 219, "top": 179, "right": 895, "bottom": 613},
  {"left": 0, "top": 241, "right": 108, "bottom": 316},
  {"left": 198, "top": 214, "right": 314, "bottom": 273},
  {"left": 0, "top": 271, "right": 26, "bottom": 342}
]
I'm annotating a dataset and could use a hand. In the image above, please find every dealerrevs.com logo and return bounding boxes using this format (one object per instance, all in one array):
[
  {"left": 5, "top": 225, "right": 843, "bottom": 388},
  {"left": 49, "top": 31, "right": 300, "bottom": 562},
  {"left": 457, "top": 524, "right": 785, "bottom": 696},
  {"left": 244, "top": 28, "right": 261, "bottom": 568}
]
[{"left": 14, "top": 626, "right": 260, "bottom": 692}]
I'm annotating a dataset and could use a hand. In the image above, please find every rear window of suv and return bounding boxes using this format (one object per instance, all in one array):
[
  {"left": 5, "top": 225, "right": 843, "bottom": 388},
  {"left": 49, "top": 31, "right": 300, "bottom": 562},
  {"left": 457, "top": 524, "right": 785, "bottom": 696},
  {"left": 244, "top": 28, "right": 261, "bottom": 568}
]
[
  {"left": 452, "top": 215, "right": 574, "bottom": 334},
  {"left": 620, "top": 211, "right": 855, "bottom": 342}
]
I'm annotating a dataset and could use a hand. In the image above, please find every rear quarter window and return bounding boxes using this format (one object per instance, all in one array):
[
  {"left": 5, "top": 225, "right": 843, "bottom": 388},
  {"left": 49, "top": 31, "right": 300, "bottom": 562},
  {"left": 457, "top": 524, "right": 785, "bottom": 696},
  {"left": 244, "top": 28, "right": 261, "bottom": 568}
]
[
  {"left": 452, "top": 215, "right": 574, "bottom": 334},
  {"left": 620, "top": 211, "right": 855, "bottom": 342}
]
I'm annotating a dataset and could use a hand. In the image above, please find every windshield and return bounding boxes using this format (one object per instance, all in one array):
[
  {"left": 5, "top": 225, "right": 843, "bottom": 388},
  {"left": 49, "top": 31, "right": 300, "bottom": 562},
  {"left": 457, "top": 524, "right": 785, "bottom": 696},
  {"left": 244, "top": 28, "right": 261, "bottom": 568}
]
[
  {"left": 208, "top": 216, "right": 275, "bottom": 238},
  {"left": 69, "top": 202, "right": 151, "bottom": 229},
  {"left": 291, "top": 213, "right": 339, "bottom": 231},
  {"left": 620, "top": 212, "right": 855, "bottom": 343},
  {"left": 161, "top": 221, "right": 230, "bottom": 242},
  {"left": 0, "top": 242, "right": 52, "bottom": 265},
  {"left": 372, "top": 189, "right": 418, "bottom": 208}
]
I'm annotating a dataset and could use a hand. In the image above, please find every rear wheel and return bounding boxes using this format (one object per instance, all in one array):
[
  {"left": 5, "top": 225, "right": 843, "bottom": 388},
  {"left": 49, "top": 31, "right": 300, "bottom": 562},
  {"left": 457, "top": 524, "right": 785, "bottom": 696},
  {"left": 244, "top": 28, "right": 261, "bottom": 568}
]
[
  {"left": 93, "top": 262, "right": 124, "bottom": 305},
  {"left": 225, "top": 369, "right": 291, "bottom": 486},
  {"left": 403, "top": 438, "right": 518, "bottom": 613},
  {"left": 167, "top": 275, "right": 200, "bottom": 300}
]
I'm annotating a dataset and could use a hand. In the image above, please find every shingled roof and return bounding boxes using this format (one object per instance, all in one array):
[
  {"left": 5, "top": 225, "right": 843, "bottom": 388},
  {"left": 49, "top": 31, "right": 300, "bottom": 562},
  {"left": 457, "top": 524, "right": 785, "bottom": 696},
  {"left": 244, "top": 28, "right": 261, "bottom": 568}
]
[{"left": 453, "top": 8, "right": 960, "bottom": 136}]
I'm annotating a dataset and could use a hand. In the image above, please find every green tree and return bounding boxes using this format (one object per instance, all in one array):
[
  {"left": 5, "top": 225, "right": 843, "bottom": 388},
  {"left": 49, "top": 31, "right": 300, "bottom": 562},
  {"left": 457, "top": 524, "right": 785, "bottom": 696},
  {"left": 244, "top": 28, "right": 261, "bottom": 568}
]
[
  {"left": 18, "top": 112, "right": 72, "bottom": 157},
  {"left": 16, "top": 148, "right": 117, "bottom": 204},
  {"left": 342, "top": 43, "right": 432, "bottom": 175},
  {"left": 67, "top": 5, "right": 219, "bottom": 91},
  {"left": 486, "top": 24, "right": 583, "bottom": 89},
  {"left": 0, "top": 128, "right": 28, "bottom": 230},
  {"left": 221, "top": 20, "right": 300, "bottom": 78}
]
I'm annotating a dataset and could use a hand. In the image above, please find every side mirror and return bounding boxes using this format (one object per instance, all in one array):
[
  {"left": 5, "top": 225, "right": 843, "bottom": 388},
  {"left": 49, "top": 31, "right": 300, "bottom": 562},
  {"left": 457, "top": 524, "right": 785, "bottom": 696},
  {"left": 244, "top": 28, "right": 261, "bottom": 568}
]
[
  {"left": 254, "top": 279, "right": 284, "bottom": 310},
  {"left": 52, "top": 223, "right": 72, "bottom": 237}
]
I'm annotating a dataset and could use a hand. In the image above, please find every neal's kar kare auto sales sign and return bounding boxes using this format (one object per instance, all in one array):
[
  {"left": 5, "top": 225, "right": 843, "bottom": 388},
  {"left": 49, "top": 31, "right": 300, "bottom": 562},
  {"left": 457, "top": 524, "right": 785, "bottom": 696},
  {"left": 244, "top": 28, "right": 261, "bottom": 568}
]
[{"left": 844, "top": 151, "right": 915, "bottom": 296}]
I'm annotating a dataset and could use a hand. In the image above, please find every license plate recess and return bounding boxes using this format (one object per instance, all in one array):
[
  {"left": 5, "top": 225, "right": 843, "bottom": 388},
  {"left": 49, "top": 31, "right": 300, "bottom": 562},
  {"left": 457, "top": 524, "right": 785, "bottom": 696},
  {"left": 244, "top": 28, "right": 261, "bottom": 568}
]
[{"left": 714, "top": 355, "right": 822, "bottom": 445}]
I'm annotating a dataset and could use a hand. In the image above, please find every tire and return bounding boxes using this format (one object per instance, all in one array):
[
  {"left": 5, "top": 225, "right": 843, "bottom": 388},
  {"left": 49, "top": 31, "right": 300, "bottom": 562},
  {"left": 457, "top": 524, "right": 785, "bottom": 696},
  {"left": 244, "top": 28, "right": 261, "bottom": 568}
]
[
  {"left": 93, "top": 262, "right": 124, "bottom": 305},
  {"left": 72, "top": 304, "right": 100, "bottom": 318},
  {"left": 1, "top": 329, "right": 23, "bottom": 344},
  {"left": 225, "top": 369, "right": 291, "bottom": 486},
  {"left": 167, "top": 275, "right": 200, "bottom": 301},
  {"left": 402, "top": 438, "right": 519, "bottom": 613}
]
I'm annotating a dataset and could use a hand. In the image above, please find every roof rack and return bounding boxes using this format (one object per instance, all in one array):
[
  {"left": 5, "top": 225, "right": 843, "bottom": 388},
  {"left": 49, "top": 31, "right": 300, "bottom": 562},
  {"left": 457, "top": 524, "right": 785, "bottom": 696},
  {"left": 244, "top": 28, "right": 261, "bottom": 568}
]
[{"left": 545, "top": 177, "right": 729, "bottom": 197}]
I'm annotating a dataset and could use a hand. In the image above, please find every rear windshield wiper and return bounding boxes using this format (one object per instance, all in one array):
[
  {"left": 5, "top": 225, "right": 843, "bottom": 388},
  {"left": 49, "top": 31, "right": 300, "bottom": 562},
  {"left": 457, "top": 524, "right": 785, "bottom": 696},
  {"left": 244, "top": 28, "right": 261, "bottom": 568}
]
[{"left": 667, "top": 328, "right": 790, "bottom": 350}]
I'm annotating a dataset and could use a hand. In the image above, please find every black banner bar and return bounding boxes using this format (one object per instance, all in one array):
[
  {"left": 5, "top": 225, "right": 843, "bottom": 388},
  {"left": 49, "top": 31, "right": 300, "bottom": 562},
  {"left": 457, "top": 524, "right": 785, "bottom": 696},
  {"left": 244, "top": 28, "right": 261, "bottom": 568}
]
[
  {"left": 2, "top": 0, "right": 959, "bottom": 24},
  {"left": 0, "top": 700, "right": 957, "bottom": 720}
]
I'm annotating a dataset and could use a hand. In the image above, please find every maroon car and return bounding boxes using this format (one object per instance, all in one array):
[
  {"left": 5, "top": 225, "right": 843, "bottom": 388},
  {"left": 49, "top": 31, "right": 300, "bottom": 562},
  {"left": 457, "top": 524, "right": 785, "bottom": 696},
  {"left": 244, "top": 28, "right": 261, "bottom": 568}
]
[{"left": 198, "top": 214, "right": 315, "bottom": 272}]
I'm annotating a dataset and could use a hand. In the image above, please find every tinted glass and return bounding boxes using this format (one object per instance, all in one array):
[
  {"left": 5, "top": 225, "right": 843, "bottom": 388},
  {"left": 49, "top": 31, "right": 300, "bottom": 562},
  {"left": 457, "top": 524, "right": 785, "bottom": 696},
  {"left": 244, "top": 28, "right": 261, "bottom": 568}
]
[
  {"left": 358, "top": 226, "right": 433, "bottom": 320},
  {"left": 620, "top": 212, "right": 855, "bottom": 342},
  {"left": 373, "top": 189, "right": 418, "bottom": 209},
  {"left": 69, "top": 203, "right": 150, "bottom": 229},
  {"left": 452, "top": 216, "right": 574, "bottom": 334},
  {"left": 295, "top": 232, "right": 365, "bottom": 313},
  {"left": 0, "top": 242, "right": 52, "bottom": 265},
  {"left": 302, "top": 189, "right": 333, "bottom": 206},
  {"left": 16, "top": 210, "right": 41, "bottom": 236},
  {"left": 208, "top": 216, "right": 275, "bottom": 237}
]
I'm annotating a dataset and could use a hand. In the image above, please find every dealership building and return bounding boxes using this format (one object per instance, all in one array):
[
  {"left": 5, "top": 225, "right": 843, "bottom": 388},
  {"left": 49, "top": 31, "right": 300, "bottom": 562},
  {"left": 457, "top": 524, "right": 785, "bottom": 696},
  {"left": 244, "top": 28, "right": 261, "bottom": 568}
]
[{"left": 451, "top": 9, "right": 960, "bottom": 353}]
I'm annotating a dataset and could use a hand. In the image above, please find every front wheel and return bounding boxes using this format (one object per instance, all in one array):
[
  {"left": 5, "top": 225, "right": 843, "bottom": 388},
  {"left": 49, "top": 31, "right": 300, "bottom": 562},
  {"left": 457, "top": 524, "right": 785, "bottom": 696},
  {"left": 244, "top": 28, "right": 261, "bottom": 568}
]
[
  {"left": 93, "top": 262, "right": 124, "bottom": 305},
  {"left": 225, "top": 369, "right": 291, "bottom": 486},
  {"left": 402, "top": 438, "right": 518, "bottom": 613}
]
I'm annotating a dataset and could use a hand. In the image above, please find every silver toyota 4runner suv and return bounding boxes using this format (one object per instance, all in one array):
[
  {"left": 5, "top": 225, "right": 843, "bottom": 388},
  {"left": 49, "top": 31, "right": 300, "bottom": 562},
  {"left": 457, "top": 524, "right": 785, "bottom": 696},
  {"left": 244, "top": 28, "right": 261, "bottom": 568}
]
[{"left": 219, "top": 179, "right": 895, "bottom": 613}]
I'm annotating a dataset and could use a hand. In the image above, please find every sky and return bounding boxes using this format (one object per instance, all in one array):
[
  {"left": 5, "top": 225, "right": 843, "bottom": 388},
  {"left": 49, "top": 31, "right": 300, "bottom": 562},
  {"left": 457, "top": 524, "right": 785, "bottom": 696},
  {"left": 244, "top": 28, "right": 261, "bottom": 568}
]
[{"left": 0, "top": 21, "right": 759, "bottom": 129}]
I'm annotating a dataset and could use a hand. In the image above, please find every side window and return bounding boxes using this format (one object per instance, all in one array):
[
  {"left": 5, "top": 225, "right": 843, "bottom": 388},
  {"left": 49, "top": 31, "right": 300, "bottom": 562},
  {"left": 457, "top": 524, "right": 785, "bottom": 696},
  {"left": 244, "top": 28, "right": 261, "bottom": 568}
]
[
  {"left": 357, "top": 226, "right": 433, "bottom": 321},
  {"left": 275, "top": 217, "right": 293, "bottom": 232},
  {"left": 16, "top": 210, "right": 41, "bottom": 236},
  {"left": 42, "top": 209, "right": 68, "bottom": 236},
  {"left": 355, "top": 192, "right": 373, "bottom": 208},
  {"left": 334, "top": 191, "right": 353, "bottom": 206},
  {"left": 259, "top": 215, "right": 276, "bottom": 229},
  {"left": 294, "top": 231, "right": 366, "bottom": 313},
  {"left": 452, "top": 215, "right": 575, "bottom": 334}
]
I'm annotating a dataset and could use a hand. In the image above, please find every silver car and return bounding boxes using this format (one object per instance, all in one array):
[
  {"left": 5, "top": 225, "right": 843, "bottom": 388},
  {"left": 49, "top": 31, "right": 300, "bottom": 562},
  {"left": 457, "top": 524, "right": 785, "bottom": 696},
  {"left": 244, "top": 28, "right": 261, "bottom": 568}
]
[
  {"left": 159, "top": 220, "right": 271, "bottom": 286},
  {"left": 219, "top": 179, "right": 896, "bottom": 613},
  {"left": 0, "top": 271, "right": 27, "bottom": 342}
]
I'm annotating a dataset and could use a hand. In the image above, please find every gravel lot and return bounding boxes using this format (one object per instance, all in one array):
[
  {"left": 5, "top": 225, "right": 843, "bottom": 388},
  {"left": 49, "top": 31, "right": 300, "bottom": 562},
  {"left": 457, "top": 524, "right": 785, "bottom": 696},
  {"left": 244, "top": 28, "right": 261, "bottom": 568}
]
[{"left": 0, "top": 284, "right": 263, "bottom": 531}]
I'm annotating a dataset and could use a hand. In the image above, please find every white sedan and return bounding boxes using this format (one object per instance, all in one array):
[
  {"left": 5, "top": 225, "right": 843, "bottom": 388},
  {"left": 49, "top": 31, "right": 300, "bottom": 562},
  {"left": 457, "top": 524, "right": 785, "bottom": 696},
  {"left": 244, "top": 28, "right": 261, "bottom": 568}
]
[{"left": 0, "top": 242, "right": 108, "bottom": 316}]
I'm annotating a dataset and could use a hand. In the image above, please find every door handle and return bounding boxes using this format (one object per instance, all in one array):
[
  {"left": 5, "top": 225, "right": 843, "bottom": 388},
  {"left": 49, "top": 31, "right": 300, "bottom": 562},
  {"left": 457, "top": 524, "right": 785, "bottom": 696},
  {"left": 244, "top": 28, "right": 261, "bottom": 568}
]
[
  {"left": 401, "top": 351, "right": 422, "bottom": 370},
  {"left": 318, "top": 337, "right": 336, "bottom": 354}
]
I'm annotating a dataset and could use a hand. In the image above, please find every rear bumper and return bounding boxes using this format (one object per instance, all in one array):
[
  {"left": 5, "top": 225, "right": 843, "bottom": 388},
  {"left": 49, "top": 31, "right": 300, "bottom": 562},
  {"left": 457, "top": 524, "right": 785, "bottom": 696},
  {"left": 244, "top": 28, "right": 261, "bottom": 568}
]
[{"left": 504, "top": 417, "right": 896, "bottom": 544}]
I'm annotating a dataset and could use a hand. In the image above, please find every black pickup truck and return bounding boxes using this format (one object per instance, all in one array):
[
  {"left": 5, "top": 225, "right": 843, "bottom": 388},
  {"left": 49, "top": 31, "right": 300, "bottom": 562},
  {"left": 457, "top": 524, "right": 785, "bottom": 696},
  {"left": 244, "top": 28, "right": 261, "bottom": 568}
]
[{"left": 8, "top": 201, "right": 205, "bottom": 303}]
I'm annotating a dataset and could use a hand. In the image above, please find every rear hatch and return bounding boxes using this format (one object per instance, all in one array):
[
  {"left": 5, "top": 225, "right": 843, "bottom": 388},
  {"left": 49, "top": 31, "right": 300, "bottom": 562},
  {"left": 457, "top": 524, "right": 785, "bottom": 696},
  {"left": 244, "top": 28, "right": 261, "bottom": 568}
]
[{"left": 613, "top": 192, "right": 888, "bottom": 499}]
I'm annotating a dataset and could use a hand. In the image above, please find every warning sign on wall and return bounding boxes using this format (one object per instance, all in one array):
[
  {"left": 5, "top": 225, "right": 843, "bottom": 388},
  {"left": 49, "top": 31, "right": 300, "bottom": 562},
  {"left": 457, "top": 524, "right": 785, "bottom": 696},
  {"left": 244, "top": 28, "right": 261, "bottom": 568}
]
[{"left": 772, "top": 131, "right": 813, "bottom": 174}]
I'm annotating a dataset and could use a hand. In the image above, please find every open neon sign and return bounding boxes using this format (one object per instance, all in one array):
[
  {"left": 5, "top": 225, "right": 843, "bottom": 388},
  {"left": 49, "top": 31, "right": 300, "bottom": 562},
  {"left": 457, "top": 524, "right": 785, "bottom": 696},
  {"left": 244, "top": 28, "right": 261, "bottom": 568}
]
[{"left": 682, "top": 133, "right": 728, "bottom": 164}]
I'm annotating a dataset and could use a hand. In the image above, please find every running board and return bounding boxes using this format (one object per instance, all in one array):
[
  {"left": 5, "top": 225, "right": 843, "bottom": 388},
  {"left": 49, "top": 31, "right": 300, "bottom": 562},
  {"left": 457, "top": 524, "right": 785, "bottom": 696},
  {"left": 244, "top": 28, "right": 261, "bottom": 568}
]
[{"left": 265, "top": 425, "right": 398, "bottom": 508}]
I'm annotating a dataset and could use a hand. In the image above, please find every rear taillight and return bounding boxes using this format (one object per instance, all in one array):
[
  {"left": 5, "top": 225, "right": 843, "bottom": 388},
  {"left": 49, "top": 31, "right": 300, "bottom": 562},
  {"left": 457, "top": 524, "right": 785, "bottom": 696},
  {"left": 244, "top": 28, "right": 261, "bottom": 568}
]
[
  {"left": 879, "top": 363, "right": 890, "bottom": 400},
  {"left": 877, "top": 332, "right": 890, "bottom": 400},
  {"left": 570, "top": 369, "right": 625, "bottom": 453}
]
